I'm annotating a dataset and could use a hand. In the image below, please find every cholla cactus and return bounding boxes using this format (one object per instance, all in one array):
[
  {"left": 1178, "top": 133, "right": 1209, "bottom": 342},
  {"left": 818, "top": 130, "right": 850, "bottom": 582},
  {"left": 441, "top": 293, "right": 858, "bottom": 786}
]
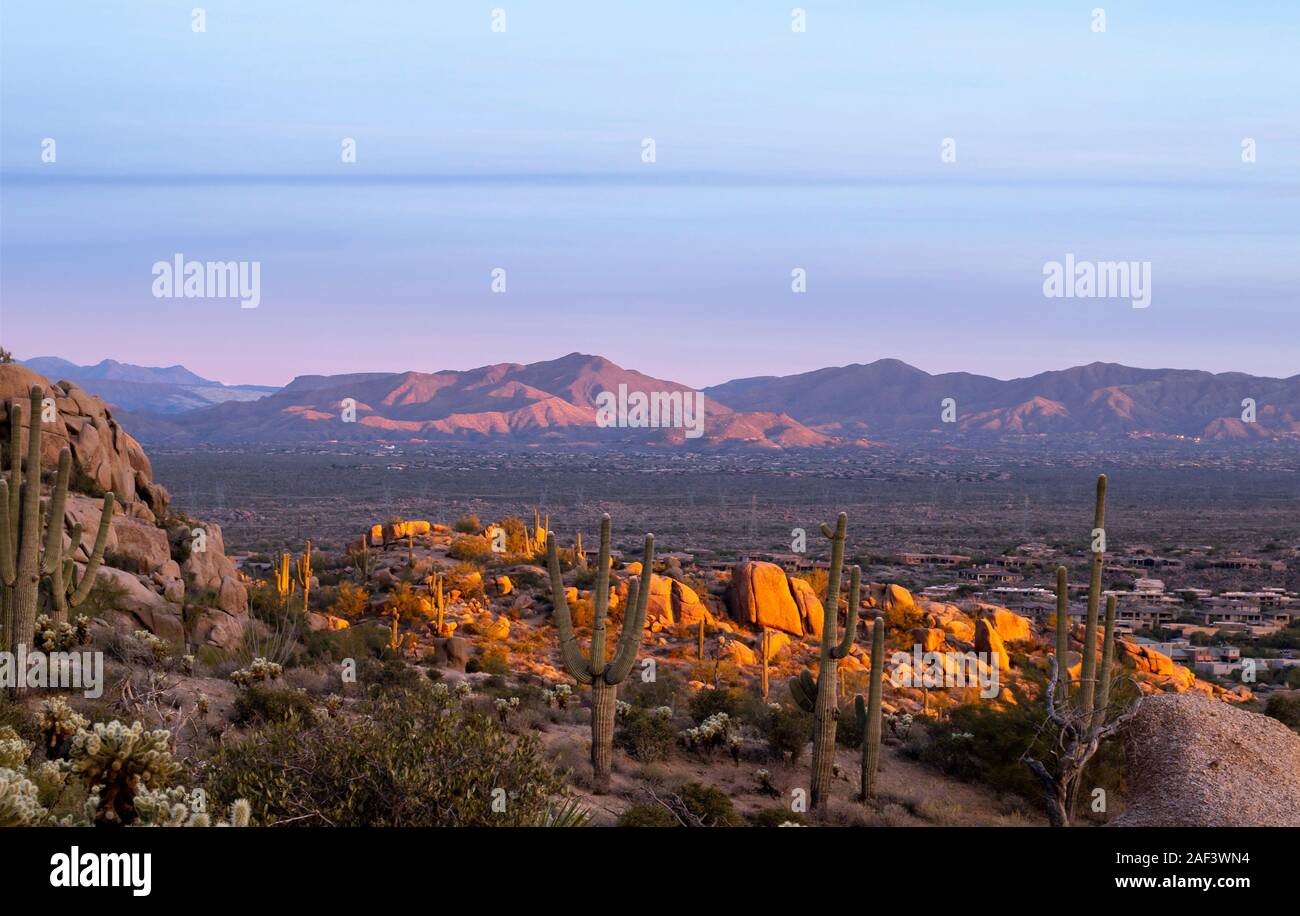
[
  {"left": 34, "top": 614, "right": 91, "bottom": 652},
  {"left": 680, "top": 712, "right": 740, "bottom": 755},
  {"left": 133, "top": 629, "right": 170, "bottom": 664},
  {"left": 543, "top": 683, "right": 573, "bottom": 709},
  {"left": 615, "top": 699, "right": 633, "bottom": 720},
  {"left": 0, "top": 767, "right": 45, "bottom": 827},
  {"left": 0, "top": 725, "right": 32, "bottom": 769},
  {"left": 38, "top": 696, "right": 88, "bottom": 755},
  {"left": 886, "top": 713, "right": 914, "bottom": 739},
  {"left": 228, "top": 656, "right": 283, "bottom": 688},
  {"left": 452, "top": 681, "right": 472, "bottom": 701},
  {"left": 135, "top": 788, "right": 251, "bottom": 827},
  {"left": 495, "top": 696, "right": 520, "bottom": 724},
  {"left": 756, "top": 768, "right": 780, "bottom": 797},
  {"left": 68, "top": 720, "right": 182, "bottom": 825}
]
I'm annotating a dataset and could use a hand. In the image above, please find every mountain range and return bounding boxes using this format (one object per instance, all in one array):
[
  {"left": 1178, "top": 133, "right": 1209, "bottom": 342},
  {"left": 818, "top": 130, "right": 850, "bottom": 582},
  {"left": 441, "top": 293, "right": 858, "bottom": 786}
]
[
  {"left": 18, "top": 357, "right": 279, "bottom": 414},
  {"left": 18, "top": 353, "right": 1300, "bottom": 449}
]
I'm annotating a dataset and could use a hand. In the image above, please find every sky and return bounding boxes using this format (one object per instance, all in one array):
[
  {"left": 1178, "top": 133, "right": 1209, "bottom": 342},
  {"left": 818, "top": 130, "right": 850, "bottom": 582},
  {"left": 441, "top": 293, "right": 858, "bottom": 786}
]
[{"left": 1, "top": 1, "right": 1297, "bottom": 387}]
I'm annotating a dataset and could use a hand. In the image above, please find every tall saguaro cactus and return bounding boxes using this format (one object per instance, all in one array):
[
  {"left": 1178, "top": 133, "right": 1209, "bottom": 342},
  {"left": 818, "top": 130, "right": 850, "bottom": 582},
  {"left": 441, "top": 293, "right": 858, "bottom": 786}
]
[
  {"left": 1053, "top": 565, "right": 1070, "bottom": 705},
  {"left": 1025, "top": 475, "right": 1140, "bottom": 827},
  {"left": 788, "top": 513, "right": 861, "bottom": 816},
  {"left": 1078, "top": 474, "right": 1107, "bottom": 717},
  {"left": 272, "top": 552, "right": 292, "bottom": 609},
  {"left": 546, "top": 513, "right": 655, "bottom": 793},
  {"left": 0, "top": 386, "right": 114, "bottom": 666},
  {"left": 856, "top": 615, "right": 885, "bottom": 802},
  {"left": 294, "top": 541, "right": 313, "bottom": 612}
]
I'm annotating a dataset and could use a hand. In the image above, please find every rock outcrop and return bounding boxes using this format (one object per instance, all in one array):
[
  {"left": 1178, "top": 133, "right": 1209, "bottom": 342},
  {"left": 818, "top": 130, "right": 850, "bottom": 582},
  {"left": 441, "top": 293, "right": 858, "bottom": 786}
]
[
  {"left": 0, "top": 364, "right": 249, "bottom": 650},
  {"left": 725, "top": 561, "right": 824, "bottom": 637},
  {"left": 1114, "top": 693, "right": 1300, "bottom": 827}
]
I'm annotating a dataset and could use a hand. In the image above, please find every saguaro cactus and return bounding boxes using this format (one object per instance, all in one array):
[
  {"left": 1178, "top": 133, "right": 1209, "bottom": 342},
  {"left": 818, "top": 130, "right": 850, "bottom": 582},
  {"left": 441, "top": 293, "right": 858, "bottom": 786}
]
[
  {"left": 272, "top": 552, "right": 292, "bottom": 609},
  {"left": 294, "top": 541, "right": 313, "bottom": 612},
  {"left": 1024, "top": 475, "right": 1141, "bottom": 827},
  {"left": 759, "top": 628, "right": 771, "bottom": 701},
  {"left": 1078, "top": 474, "right": 1107, "bottom": 718},
  {"left": 546, "top": 513, "right": 654, "bottom": 794},
  {"left": 787, "top": 512, "right": 861, "bottom": 816},
  {"left": 0, "top": 386, "right": 114, "bottom": 665},
  {"left": 1053, "top": 565, "right": 1070, "bottom": 705},
  {"left": 855, "top": 615, "right": 885, "bottom": 802},
  {"left": 428, "top": 571, "right": 447, "bottom": 635}
]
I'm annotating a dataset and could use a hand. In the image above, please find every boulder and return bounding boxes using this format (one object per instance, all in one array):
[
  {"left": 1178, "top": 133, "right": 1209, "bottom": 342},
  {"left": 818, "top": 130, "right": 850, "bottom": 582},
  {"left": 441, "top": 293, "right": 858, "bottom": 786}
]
[
  {"left": 431, "top": 636, "right": 471, "bottom": 671},
  {"left": 721, "top": 639, "right": 758, "bottom": 666},
  {"left": 727, "top": 562, "right": 821, "bottom": 637},
  {"left": 1114, "top": 694, "right": 1300, "bottom": 827},
  {"left": 912, "top": 627, "right": 946, "bottom": 653},
  {"left": 973, "top": 618, "right": 1010, "bottom": 672},
  {"left": 977, "top": 605, "right": 1033, "bottom": 643},
  {"left": 305, "top": 612, "right": 350, "bottom": 632}
]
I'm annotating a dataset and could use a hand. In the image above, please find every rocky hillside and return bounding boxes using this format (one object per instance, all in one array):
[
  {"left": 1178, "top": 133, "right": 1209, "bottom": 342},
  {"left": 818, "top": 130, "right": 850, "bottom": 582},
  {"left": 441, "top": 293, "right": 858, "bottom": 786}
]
[{"left": 0, "top": 363, "right": 250, "bottom": 650}]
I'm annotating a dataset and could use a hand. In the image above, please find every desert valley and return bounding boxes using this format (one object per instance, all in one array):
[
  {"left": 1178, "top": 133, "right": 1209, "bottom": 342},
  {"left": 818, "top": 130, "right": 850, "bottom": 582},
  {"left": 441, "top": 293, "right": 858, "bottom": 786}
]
[{"left": 2, "top": 352, "right": 1298, "bottom": 832}]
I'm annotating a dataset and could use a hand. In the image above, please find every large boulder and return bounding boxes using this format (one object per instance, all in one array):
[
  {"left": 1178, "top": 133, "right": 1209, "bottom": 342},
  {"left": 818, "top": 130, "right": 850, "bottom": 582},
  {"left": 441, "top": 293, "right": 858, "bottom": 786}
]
[
  {"left": 973, "top": 618, "right": 1010, "bottom": 672},
  {"left": 1114, "top": 694, "right": 1300, "bottom": 827},
  {"left": 976, "top": 605, "right": 1033, "bottom": 643},
  {"left": 63, "top": 495, "right": 171, "bottom": 574},
  {"left": 727, "top": 562, "right": 822, "bottom": 637}
]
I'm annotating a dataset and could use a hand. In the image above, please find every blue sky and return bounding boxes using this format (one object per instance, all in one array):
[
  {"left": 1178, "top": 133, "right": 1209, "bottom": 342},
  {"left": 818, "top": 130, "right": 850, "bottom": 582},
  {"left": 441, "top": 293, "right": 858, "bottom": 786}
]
[{"left": 1, "top": 1, "right": 1297, "bottom": 386}]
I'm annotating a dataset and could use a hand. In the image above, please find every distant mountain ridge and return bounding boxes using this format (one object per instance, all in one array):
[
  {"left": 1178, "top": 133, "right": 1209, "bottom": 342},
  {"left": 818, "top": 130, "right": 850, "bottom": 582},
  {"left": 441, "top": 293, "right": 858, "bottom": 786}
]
[
  {"left": 18, "top": 356, "right": 279, "bottom": 414},
  {"left": 21, "top": 353, "right": 1300, "bottom": 448}
]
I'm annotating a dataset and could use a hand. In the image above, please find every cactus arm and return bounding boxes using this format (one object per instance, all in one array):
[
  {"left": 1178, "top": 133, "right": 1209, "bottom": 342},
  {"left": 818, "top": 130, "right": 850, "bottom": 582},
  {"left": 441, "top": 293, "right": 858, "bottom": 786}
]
[
  {"left": 1053, "top": 566, "right": 1069, "bottom": 703},
  {"left": 589, "top": 514, "right": 612, "bottom": 673},
  {"left": 40, "top": 449, "right": 72, "bottom": 576},
  {"left": 12, "top": 387, "right": 46, "bottom": 635},
  {"left": 7, "top": 400, "right": 21, "bottom": 551},
  {"left": 545, "top": 535, "right": 594, "bottom": 685},
  {"left": 604, "top": 532, "right": 655, "bottom": 684},
  {"left": 861, "top": 616, "right": 885, "bottom": 800},
  {"left": 0, "top": 480, "right": 13, "bottom": 586},
  {"left": 789, "top": 668, "right": 817, "bottom": 712},
  {"left": 67, "top": 493, "right": 113, "bottom": 607},
  {"left": 1078, "top": 474, "right": 1107, "bottom": 716},
  {"left": 818, "top": 512, "right": 847, "bottom": 650},
  {"left": 1092, "top": 594, "right": 1118, "bottom": 732},
  {"left": 830, "top": 565, "right": 862, "bottom": 659}
]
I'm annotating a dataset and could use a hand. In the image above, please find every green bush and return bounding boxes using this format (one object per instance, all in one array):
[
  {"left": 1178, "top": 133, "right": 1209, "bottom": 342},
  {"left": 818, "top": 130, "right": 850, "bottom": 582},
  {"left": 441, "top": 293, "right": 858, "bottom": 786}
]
[
  {"left": 615, "top": 707, "right": 676, "bottom": 762},
  {"left": 688, "top": 686, "right": 746, "bottom": 724},
  {"left": 616, "top": 803, "right": 678, "bottom": 827},
  {"left": 453, "top": 515, "right": 482, "bottom": 534},
  {"left": 1265, "top": 693, "right": 1300, "bottom": 733},
  {"left": 763, "top": 705, "right": 811, "bottom": 764},
  {"left": 207, "top": 682, "right": 565, "bottom": 826},
  {"left": 748, "top": 807, "right": 805, "bottom": 827},
  {"left": 232, "top": 686, "right": 318, "bottom": 728},
  {"left": 678, "top": 782, "right": 739, "bottom": 826}
]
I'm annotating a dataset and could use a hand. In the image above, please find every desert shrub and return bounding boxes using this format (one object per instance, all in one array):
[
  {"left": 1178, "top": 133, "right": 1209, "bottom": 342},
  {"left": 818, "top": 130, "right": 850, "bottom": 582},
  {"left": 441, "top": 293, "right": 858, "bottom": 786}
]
[
  {"left": 453, "top": 514, "right": 482, "bottom": 534},
  {"left": 763, "top": 704, "right": 812, "bottom": 763},
  {"left": 331, "top": 581, "right": 369, "bottom": 619},
  {"left": 466, "top": 644, "right": 510, "bottom": 676},
  {"left": 616, "top": 803, "right": 678, "bottom": 827},
  {"left": 678, "top": 782, "right": 739, "bottom": 826},
  {"left": 449, "top": 536, "right": 493, "bottom": 563},
  {"left": 301, "top": 620, "right": 391, "bottom": 663},
  {"left": 835, "top": 699, "right": 865, "bottom": 747},
  {"left": 615, "top": 705, "right": 676, "bottom": 762},
  {"left": 918, "top": 686, "right": 1129, "bottom": 816},
  {"left": 749, "top": 807, "right": 806, "bottom": 827},
  {"left": 688, "top": 686, "right": 746, "bottom": 724},
  {"left": 622, "top": 670, "right": 682, "bottom": 710},
  {"left": 206, "top": 682, "right": 565, "bottom": 826},
  {"left": 1265, "top": 693, "right": 1300, "bottom": 733},
  {"left": 358, "top": 657, "right": 424, "bottom": 693},
  {"left": 232, "top": 685, "right": 317, "bottom": 728},
  {"left": 385, "top": 581, "right": 426, "bottom": 623}
]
